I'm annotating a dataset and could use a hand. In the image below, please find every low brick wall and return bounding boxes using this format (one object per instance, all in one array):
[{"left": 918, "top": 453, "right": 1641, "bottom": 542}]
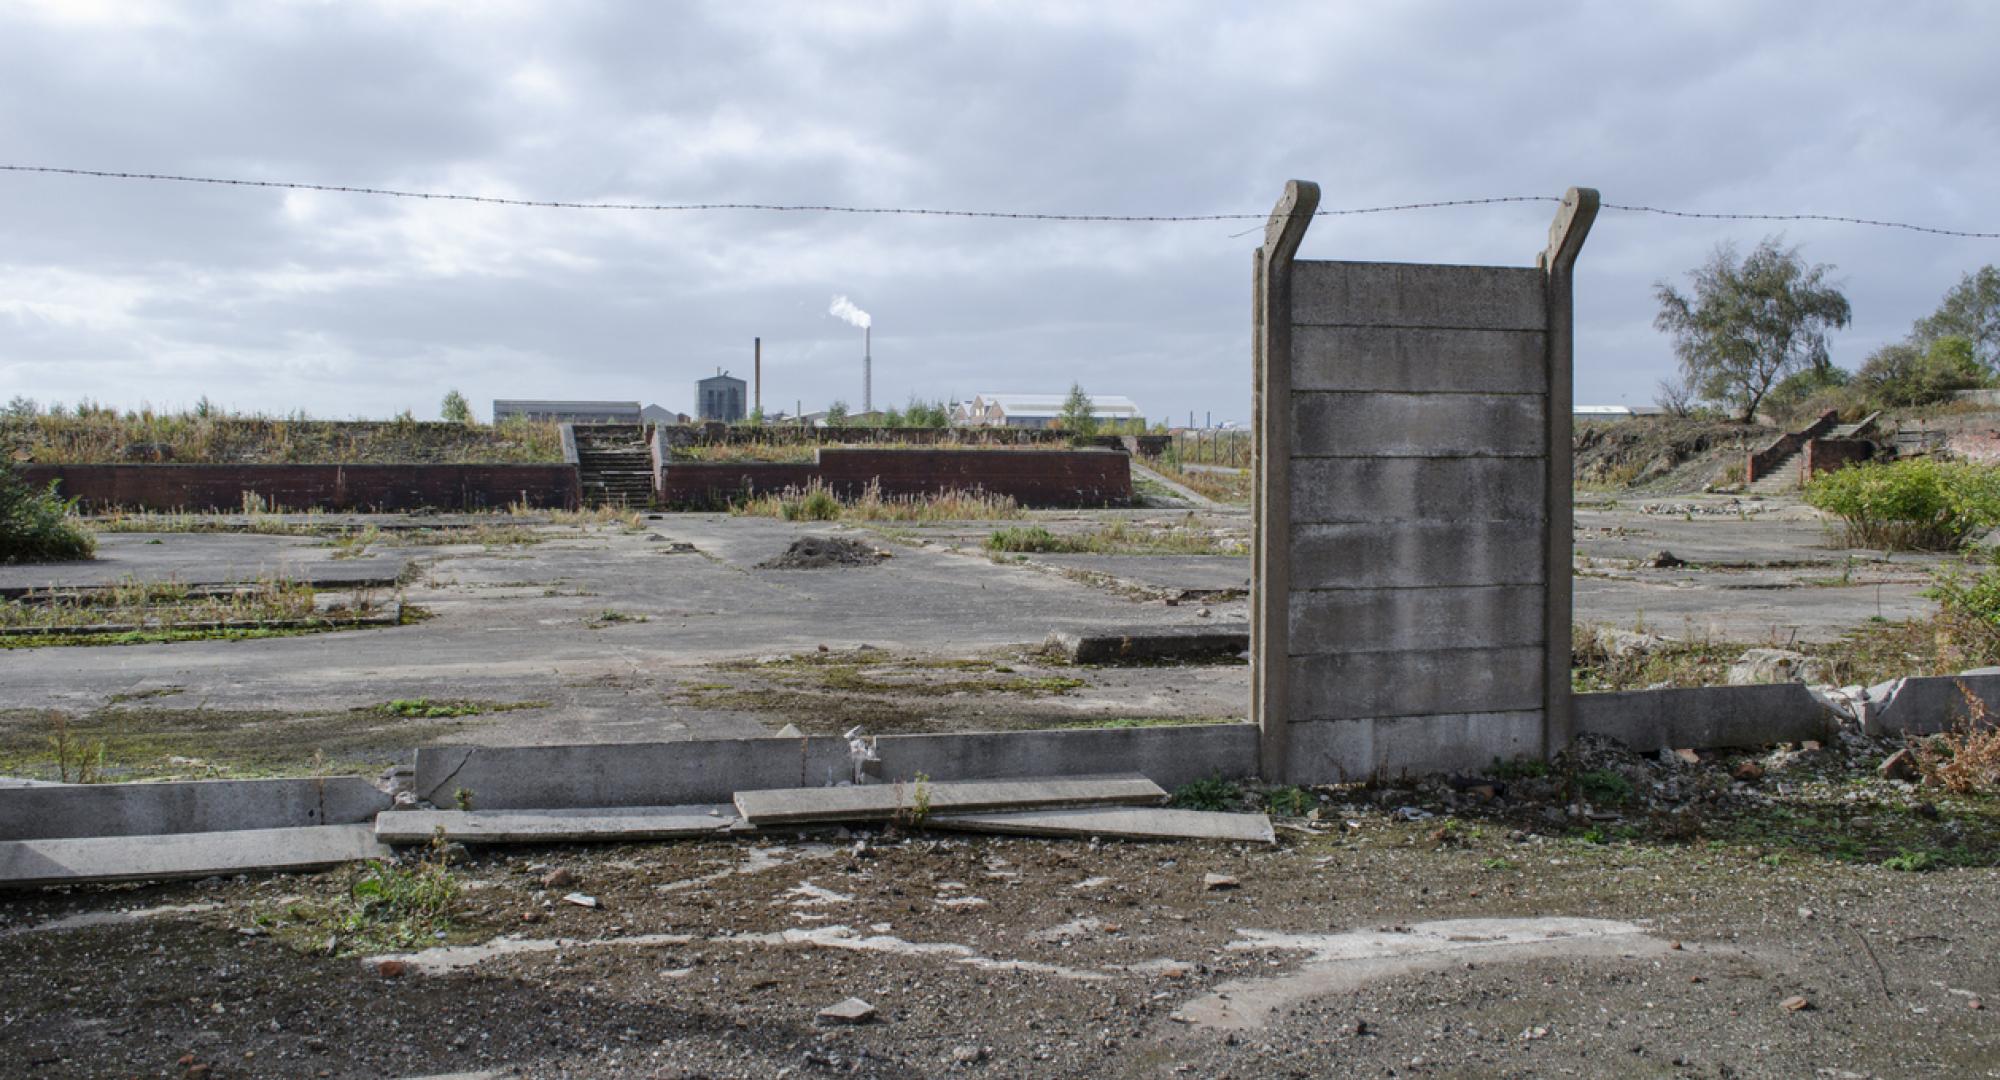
[
  {"left": 24, "top": 464, "right": 580, "bottom": 512},
  {"left": 659, "top": 448, "right": 1131, "bottom": 508},
  {"left": 1803, "top": 438, "right": 1874, "bottom": 480}
]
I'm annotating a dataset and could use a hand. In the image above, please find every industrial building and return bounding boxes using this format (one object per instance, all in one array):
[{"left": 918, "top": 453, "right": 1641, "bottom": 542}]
[
  {"left": 492, "top": 400, "right": 642, "bottom": 424},
  {"left": 953, "top": 393, "right": 1143, "bottom": 430},
  {"left": 698, "top": 372, "right": 748, "bottom": 423}
]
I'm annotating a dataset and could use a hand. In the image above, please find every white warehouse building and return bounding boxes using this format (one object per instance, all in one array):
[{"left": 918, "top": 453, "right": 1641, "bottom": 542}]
[{"left": 953, "top": 393, "right": 1144, "bottom": 430}]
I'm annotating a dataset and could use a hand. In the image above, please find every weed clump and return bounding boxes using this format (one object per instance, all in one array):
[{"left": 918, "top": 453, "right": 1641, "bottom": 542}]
[
  {"left": 0, "top": 463, "right": 94, "bottom": 564},
  {"left": 1170, "top": 776, "right": 1243, "bottom": 812},
  {"left": 1911, "top": 684, "right": 2000, "bottom": 795}
]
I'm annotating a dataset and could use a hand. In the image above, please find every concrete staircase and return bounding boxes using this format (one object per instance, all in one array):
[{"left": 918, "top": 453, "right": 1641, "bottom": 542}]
[
  {"left": 573, "top": 425, "right": 654, "bottom": 507},
  {"left": 1747, "top": 447, "right": 1804, "bottom": 494}
]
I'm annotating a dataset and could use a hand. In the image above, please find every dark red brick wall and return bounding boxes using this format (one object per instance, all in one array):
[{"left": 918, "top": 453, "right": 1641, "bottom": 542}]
[
  {"left": 23, "top": 464, "right": 580, "bottom": 512},
  {"left": 658, "top": 449, "right": 1131, "bottom": 509},
  {"left": 1804, "top": 438, "right": 1874, "bottom": 480}
]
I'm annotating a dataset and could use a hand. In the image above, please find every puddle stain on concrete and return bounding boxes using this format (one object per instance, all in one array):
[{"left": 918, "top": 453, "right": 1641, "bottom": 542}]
[{"left": 1171, "top": 916, "right": 1683, "bottom": 1030}]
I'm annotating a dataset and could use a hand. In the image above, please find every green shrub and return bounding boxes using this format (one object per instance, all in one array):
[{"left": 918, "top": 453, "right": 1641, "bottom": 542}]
[
  {"left": 1804, "top": 459, "right": 2000, "bottom": 551},
  {"left": 0, "top": 463, "right": 95, "bottom": 564}
]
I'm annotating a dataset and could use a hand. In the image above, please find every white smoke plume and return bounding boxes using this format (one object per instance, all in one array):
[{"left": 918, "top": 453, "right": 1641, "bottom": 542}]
[{"left": 827, "top": 295, "right": 872, "bottom": 329}]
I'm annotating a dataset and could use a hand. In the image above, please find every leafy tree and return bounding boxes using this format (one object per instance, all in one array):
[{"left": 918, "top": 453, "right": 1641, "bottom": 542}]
[
  {"left": 2, "top": 396, "right": 38, "bottom": 420},
  {"left": 824, "top": 400, "right": 850, "bottom": 426},
  {"left": 1058, "top": 382, "right": 1098, "bottom": 438},
  {"left": 439, "top": 388, "right": 474, "bottom": 425},
  {"left": 1913, "top": 266, "right": 2000, "bottom": 372},
  {"left": 1858, "top": 334, "right": 1988, "bottom": 407},
  {"left": 902, "top": 396, "right": 950, "bottom": 428},
  {"left": 1654, "top": 237, "right": 1852, "bottom": 420},
  {"left": 881, "top": 406, "right": 905, "bottom": 428}
]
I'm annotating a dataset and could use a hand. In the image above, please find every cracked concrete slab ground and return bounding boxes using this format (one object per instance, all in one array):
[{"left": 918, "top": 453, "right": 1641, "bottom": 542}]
[{"left": 0, "top": 495, "right": 1966, "bottom": 779}]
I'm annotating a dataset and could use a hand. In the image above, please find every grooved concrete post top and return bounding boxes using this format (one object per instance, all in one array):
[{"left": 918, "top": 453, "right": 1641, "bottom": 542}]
[
  {"left": 1252, "top": 180, "right": 1597, "bottom": 783},
  {"left": 1542, "top": 187, "right": 1599, "bottom": 274},
  {"left": 1262, "top": 179, "right": 1320, "bottom": 263}
]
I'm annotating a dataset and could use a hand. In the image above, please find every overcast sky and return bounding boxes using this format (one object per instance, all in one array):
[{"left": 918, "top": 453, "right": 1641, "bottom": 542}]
[{"left": 2, "top": 1, "right": 1995, "bottom": 424}]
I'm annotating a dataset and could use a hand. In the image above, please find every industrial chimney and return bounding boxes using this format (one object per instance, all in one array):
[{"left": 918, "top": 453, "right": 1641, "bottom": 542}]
[{"left": 863, "top": 325, "right": 872, "bottom": 414}]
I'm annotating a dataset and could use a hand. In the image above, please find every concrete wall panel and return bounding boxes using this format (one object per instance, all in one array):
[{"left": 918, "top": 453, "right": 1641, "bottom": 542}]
[
  {"left": 1290, "top": 458, "right": 1544, "bottom": 524},
  {"left": 1574, "top": 684, "right": 1833, "bottom": 751},
  {"left": 1289, "top": 647, "right": 1545, "bottom": 721},
  {"left": 415, "top": 724, "right": 1260, "bottom": 810},
  {"left": 1292, "top": 261, "right": 1547, "bottom": 331},
  {"left": 1292, "top": 393, "right": 1545, "bottom": 458},
  {"left": 1286, "top": 711, "right": 1544, "bottom": 783},
  {"left": 0, "top": 777, "right": 391, "bottom": 842},
  {"left": 1293, "top": 326, "right": 1547, "bottom": 394},
  {"left": 1289, "top": 585, "right": 1544, "bottom": 655},
  {"left": 1290, "top": 521, "right": 1546, "bottom": 589}
]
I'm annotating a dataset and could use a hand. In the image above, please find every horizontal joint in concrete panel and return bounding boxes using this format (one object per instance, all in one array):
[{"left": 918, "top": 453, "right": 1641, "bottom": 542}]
[
  {"left": 1290, "top": 520, "right": 1546, "bottom": 590},
  {"left": 1285, "top": 711, "right": 1544, "bottom": 784},
  {"left": 1292, "top": 261, "right": 1547, "bottom": 331},
  {"left": 1290, "top": 458, "right": 1544, "bottom": 523},
  {"left": 1288, "top": 585, "right": 1544, "bottom": 655},
  {"left": 1293, "top": 393, "right": 1545, "bottom": 458},
  {"left": 1288, "top": 646, "right": 1545, "bottom": 721},
  {"left": 1293, "top": 326, "right": 1547, "bottom": 394}
]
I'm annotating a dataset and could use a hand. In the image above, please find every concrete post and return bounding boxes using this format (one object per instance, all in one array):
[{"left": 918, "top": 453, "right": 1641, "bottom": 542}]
[
  {"left": 1251, "top": 179, "right": 1320, "bottom": 781},
  {"left": 1539, "top": 187, "right": 1598, "bottom": 759}
]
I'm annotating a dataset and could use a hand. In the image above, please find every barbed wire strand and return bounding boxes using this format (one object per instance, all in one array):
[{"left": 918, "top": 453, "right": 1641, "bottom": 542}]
[{"left": 2, "top": 164, "right": 1995, "bottom": 238}]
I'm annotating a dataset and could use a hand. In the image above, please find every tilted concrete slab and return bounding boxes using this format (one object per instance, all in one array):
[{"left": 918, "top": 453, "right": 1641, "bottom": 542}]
[
  {"left": 1866, "top": 672, "right": 2000, "bottom": 736},
  {"left": 0, "top": 824, "right": 387, "bottom": 887},
  {"left": 414, "top": 724, "right": 1257, "bottom": 811},
  {"left": 376, "top": 805, "right": 738, "bottom": 845},
  {"left": 733, "top": 775, "right": 1166, "bottom": 826},
  {"left": 928, "top": 806, "right": 1273, "bottom": 843},
  {"left": 0, "top": 777, "right": 392, "bottom": 842}
]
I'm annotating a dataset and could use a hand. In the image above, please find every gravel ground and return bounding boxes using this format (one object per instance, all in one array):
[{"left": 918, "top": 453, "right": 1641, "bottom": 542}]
[{"left": 3, "top": 735, "right": 1997, "bottom": 1078}]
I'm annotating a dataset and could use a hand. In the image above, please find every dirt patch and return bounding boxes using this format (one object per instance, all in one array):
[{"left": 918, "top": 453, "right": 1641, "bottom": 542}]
[
  {"left": 756, "top": 536, "right": 888, "bottom": 569},
  {"left": 4, "top": 742, "right": 1998, "bottom": 1077},
  {"left": 1574, "top": 416, "right": 1768, "bottom": 493}
]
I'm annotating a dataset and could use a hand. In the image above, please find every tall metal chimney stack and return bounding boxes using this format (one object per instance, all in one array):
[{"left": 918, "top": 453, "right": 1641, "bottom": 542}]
[
  {"left": 863, "top": 325, "right": 872, "bottom": 414},
  {"left": 753, "top": 337, "right": 762, "bottom": 414}
]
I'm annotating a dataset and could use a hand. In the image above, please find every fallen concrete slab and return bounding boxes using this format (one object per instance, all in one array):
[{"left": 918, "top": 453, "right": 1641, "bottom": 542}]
[
  {"left": 733, "top": 775, "right": 1166, "bottom": 826},
  {"left": 928, "top": 806, "right": 1273, "bottom": 843},
  {"left": 1043, "top": 626, "right": 1248, "bottom": 665},
  {"left": 0, "top": 824, "right": 388, "bottom": 887},
  {"left": 0, "top": 777, "right": 393, "bottom": 842},
  {"left": 376, "top": 805, "right": 739, "bottom": 845}
]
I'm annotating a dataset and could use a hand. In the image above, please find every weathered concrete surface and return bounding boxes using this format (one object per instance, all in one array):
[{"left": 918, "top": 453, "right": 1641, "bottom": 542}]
[
  {"left": 0, "top": 824, "right": 386, "bottom": 887},
  {"left": 1043, "top": 626, "right": 1247, "bottom": 665},
  {"left": 1289, "top": 458, "right": 1544, "bottom": 523},
  {"left": 2, "top": 516, "right": 1236, "bottom": 738},
  {"left": 0, "top": 532, "right": 409, "bottom": 593},
  {"left": 1289, "top": 647, "right": 1543, "bottom": 722},
  {"left": 414, "top": 724, "right": 1258, "bottom": 810},
  {"left": 928, "top": 806, "right": 1275, "bottom": 843},
  {"left": 1011, "top": 553, "right": 1248, "bottom": 597},
  {"left": 1290, "top": 261, "right": 1547, "bottom": 330},
  {"left": 376, "top": 805, "right": 737, "bottom": 844},
  {"left": 1573, "top": 684, "right": 1833, "bottom": 752},
  {"left": 1290, "top": 521, "right": 1544, "bottom": 590},
  {"left": 734, "top": 775, "right": 1165, "bottom": 826},
  {"left": 1285, "top": 711, "right": 1544, "bottom": 782},
  {"left": 1292, "top": 326, "right": 1547, "bottom": 394},
  {"left": 0, "top": 777, "right": 391, "bottom": 841},
  {"left": 1292, "top": 393, "right": 1545, "bottom": 458}
]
